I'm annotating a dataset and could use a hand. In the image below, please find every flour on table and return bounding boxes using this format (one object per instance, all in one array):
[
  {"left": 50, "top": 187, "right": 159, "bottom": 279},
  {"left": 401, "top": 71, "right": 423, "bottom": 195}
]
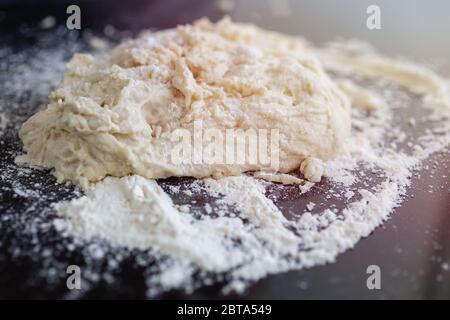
[
  {"left": 54, "top": 175, "right": 265, "bottom": 272},
  {"left": 2, "top": 18, "right": 450, "bottom": 297},
  {"left": 0, "top": 112, "right": 8, "bottom": 132}
]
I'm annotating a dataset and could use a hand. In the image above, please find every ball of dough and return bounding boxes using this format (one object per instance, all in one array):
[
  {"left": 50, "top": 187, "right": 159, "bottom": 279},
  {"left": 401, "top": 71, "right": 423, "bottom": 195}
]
[{"left": 19, "top": 18, "right": 350, "bottom": 188}]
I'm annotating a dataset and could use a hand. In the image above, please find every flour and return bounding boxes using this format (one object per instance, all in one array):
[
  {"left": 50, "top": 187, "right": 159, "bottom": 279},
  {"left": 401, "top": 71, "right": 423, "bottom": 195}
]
[
  {"left": 39, "top": 16, "right": 56, "bottom": 30},
  {"left": 0, "top": 112, "right": 8, "bottom": 133},
  {"left": 54, "top": 176, "right": 260, "bottom": 272},
  {"left": 55, "top": 174, "right": 304, "bottom": 292}
]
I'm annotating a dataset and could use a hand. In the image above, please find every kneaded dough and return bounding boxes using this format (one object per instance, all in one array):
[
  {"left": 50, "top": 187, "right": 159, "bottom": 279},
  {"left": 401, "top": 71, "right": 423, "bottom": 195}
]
[{"left": 19, "top": 18, "right": 351, "bottom": 188}]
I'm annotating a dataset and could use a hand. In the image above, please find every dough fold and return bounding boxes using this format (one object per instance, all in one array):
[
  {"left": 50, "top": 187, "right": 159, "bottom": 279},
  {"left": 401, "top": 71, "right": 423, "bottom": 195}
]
[{"left": 19, "top": 18, "right": 351, "bottom": 188}]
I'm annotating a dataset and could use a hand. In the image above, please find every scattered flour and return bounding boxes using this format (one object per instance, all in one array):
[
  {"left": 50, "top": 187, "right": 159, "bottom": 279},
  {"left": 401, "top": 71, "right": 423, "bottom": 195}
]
[
  {"left": 1, "top": 23, "right": 449, "bottom": 298},
  {"left": 0, "top": 112, "right": 8, "bottom": 132},
  {"left": 54, "top": 176, "right": 259, "bottom": 273},
  {"left": 39, "top": 16, "right": 56, "bottom": 30}
]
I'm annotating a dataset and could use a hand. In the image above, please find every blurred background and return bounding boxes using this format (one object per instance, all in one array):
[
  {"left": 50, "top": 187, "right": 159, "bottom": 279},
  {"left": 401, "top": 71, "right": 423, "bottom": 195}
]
[{"left": 0, "top": 0, "right": 449, "bottom": 73}]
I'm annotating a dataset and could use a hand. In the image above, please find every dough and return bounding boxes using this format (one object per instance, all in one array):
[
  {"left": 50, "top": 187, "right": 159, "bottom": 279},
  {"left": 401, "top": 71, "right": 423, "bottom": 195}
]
[
  {"left": 253, "top": 172, "right": 305, "bottom": 185},
  {"left": 299, "top": 157, "right": 324, "bottom": 183},
  {"left": 19, "top": 18, "right": 351, "bottom": 188}
]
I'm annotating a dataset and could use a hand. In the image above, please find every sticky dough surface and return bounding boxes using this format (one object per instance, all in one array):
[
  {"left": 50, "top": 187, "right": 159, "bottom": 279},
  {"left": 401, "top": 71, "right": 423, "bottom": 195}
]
[{"left": 19, "top": 18, "right": 351, "bottom": 188}]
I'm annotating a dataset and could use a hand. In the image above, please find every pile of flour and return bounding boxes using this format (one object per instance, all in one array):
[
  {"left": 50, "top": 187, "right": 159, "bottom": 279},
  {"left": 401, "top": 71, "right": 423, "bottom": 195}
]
[{"left": 1, "top": 22, "right": 449, "bottom": 297}]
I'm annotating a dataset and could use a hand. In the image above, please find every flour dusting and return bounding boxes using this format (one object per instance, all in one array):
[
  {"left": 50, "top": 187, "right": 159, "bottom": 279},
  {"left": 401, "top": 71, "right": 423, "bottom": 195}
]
[{"left": 0, "top": 24, "right": 449, "bottom": 298}]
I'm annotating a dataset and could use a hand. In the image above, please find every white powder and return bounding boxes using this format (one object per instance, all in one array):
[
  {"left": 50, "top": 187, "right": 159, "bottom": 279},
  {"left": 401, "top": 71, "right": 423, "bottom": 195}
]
[
  {"left": 54, "top": 176, "right": 259, "bottom": 273},
  {"left": 39, "top": 16, "right": 56, "bottom": 29},
  {"left": 306, "top": 202, "right": 316, "bottom": 211},
  {"left": 0, "top": 112, "right": 8, "bottom": 130}
]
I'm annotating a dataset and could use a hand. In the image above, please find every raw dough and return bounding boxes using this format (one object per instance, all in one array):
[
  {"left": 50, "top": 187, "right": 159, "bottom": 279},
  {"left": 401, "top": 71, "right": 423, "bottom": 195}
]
[
  {"left": 299, "top": 156, "right": 324, "bottom": 183},
  {"left": 253, "top": 172, "right": 305, "bottom": 185},
  {"left": 19, "top": 18, "right": 350, "bottom": 188}
]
